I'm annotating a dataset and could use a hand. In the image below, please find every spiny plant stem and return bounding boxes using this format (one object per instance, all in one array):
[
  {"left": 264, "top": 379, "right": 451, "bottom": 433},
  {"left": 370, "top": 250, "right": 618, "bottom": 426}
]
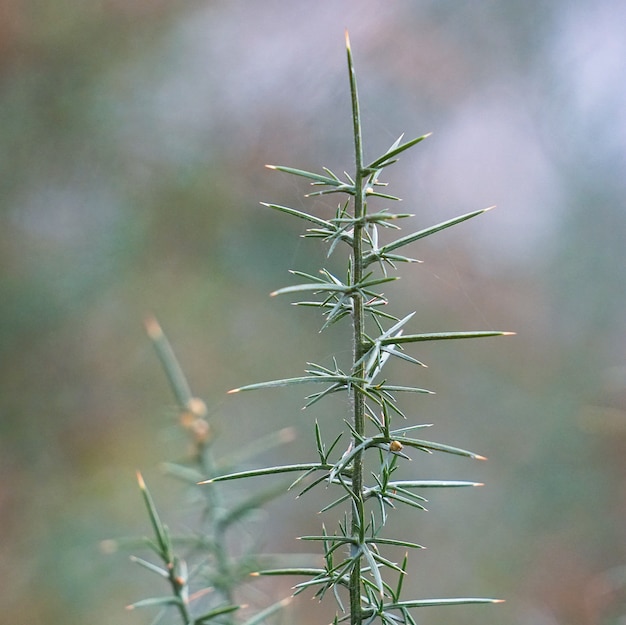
[
  {"left": 123, "top": 318, "right": 300, "bottom": 625},
  {"left": 346, "top": 31, "right": 365, "bottom": 625},
  {"left": 209, "top": 31, "right": 509, "bottom": 625},
  {"left": 199, "top": 448, "right": 236, "bottom": 610},
  {"left": 147, "top": 315, "right": 237, "bottom": 613}
]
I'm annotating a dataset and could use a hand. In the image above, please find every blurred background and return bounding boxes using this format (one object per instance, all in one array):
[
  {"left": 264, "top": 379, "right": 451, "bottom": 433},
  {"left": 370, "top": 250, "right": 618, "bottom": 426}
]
[{"left": 1, "top": 1, "right": 626, "bottom": 624}]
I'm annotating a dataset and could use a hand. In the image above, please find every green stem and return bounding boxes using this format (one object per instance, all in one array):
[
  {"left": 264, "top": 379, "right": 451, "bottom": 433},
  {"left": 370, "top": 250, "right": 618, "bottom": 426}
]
[
  {"left": 199, "top": 446, "right": 236, "bottom": 614},
  {"left": 146, "top": 319, "right": 236, "bottom": 623},
  {"left": 347, "top": 31, "right": 365, "bottom": 625},
  {"left": 170, "top": 567, "right": 194, "bottom": 625}
]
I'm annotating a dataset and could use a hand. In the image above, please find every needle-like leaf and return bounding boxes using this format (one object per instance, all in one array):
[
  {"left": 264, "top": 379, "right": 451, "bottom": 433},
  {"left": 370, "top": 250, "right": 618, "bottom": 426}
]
[
  {"left": 364, "top": 134, "right": 432, "bottom": 173},
  {"left": 363, "top": 207, "right": 494, "bottom": 266},
  {"left": 200, "top": 462, "right": 329, "bottom": 484}
]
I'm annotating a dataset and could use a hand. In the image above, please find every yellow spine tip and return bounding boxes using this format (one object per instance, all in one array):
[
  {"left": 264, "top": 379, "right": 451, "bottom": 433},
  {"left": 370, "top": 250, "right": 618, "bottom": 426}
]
[
  {"left": 502, "top": 332, "right": 517, "bottom": 336},
  {"left": 265, "top": 164, "right": 277, "bottom": 169},
  {"left": 475, "top": 454, "right": 488, "bottom": 461},
  {"left": 197, "top": 478, "right": 213, "bottom": 485},
  {"left": 144, "top": 315, "right": 163, "bottom": 339},
  {"left": 136, "top": 471, "right": 146, "bottom": 489},
  {"left": 227, "top": 388, "right": 240, "bottom": 394},
  {"left": 345, "top": 30, "right": 351, "bottom": 49}
]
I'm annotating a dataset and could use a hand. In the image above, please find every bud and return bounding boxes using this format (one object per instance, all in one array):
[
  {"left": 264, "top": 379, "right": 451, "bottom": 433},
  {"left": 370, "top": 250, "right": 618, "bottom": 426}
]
[{"left": 389, "top": 440, "right": 403, "bottom": 452}]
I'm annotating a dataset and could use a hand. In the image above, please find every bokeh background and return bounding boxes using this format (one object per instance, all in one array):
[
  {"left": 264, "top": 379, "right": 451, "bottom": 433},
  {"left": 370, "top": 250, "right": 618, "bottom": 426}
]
[{"left": 2, "top": 2, "right": 626, "bottom": 624}]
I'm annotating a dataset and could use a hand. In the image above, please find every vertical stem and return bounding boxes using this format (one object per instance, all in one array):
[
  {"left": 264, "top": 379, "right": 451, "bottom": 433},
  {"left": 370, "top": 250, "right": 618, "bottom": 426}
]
[
  {"left": 346, "top": 31, "right": 365, "bottom": 625},
  {"left": 199, "top": 447, "right": 236, "bottom": 615},
  {"left": 146, "top": 319, "right": 235, "bottom": 623}
]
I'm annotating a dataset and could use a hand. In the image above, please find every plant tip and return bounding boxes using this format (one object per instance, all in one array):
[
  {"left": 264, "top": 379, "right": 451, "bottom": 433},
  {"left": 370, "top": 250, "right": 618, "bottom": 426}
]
[
  {"left": 144, "top": 315, "right": 163, "bottom": 339},
  {"left": 136, "top": 470, "right": 146, "bottom": 489},
  {"left": 227, "top": 388, "right": 240, "bottom": 394}
]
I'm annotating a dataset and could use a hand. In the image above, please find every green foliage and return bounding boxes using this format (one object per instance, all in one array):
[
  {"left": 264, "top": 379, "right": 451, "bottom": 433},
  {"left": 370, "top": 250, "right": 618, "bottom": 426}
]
[
  {"left": 206, "top": 32, "right": 510, "bottom": 625},
  {"left": 110, "top": 317, "right": 292, "bottom": 625},
  {"left": 122, "top": 31, "right": 511, "bottom": 625}
]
